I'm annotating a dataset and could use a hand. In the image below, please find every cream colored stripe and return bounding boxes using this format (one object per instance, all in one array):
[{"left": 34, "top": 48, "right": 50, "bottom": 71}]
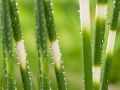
[
  {"left": 93, "top": 67, "right": 101, "bottom": 83},
  {"left": 106, "top": 30, "right": 116, "bottom": 54},
  {"left": 50, "top": 40, "right": 61, "bottom": 69},
  {"left": 96, "top": 5, "right": 108, "bottom": 19},
  {"left": 16, "top": 40, "right": 26, "bottom": 69},
  {"left": 79, "top": 0, "right": 90, "bottom": 32}
]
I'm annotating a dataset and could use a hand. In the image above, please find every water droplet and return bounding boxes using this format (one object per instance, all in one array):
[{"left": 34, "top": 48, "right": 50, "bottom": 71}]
[
  {"left": 49, "top": 17, "right": 51, "bottom": 20},
  {"left": 52, "top": 11, "right": 54, "bottom": 13},
  {"left": 15, "top": 87, "right": 17, "bottom": 90},
  {"left": 113, "top": 0, "right": 116, "bottom": 3},
  {"left": 17, "top": 11, "right": 19, "bottom": 13},
  {"left": 82, "top": 78, "right": 85, "bottom": 81},
  {"left": 108, "top": 23, "right": 111, "bottom": 26},
  {"left": 49, "top": 80, "right": 51, "bottom": 84},
  {"left": 29, "top": 76, "right": 32, "bottom": 79},
  {"left": 78, "top": 9, "right": 80, "bottom": 13},
  {"left": 1, "top": 26, "right": 3, "bottom": 29},
  {"left": 16, "top": 2, "right": 18, "bottom": 5},
  {"left": 102, "top": 39, "right": 104, "bottom": 42},
  {"left": 14, "top": 80, "right": 17, "bottom": 84},
  {"left": 52, "top": 62, "right": 54, "bottom": 64},
  {"left": 15, "top": 17, "right": 17, "bottom": 20},
  {"left": 79, "top": 31, "right": 82, "bottom": 35},
  {"left": 50, "top": 3, "right": 53, "bottom": 5}
]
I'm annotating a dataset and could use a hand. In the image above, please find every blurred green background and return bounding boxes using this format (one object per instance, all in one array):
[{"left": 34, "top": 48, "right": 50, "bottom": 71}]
[{"left": 0, "top": 0, "right": 120, "bottom": 90}]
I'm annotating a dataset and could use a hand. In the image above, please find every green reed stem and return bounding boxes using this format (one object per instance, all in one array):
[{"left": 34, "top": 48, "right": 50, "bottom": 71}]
[
  {"left": 44, "top": 0, "right": 67, "bottom": 90},
  {"left": 44, "top": 0, "right": 57, "bottom": 42},
  {"left": 101, "top": 0, "right": 120, "bottom": 90},
  {"left": 35, "top": 0, "right": 50, "bottom": 89},
  {"left": 9, "top": 0, "right": 22, "bottom": 42},
  {"left": 9, "top": 0, "right": 32, "bottom": 89},
  {"left": 93, "top": 0, "right": 108, "bottom": 90},
  {"left": 1, "top": 0, "right": 15, "bottom": 89},
  {"left": 79, "top": 0, "right": 93, "bottom": 90}
]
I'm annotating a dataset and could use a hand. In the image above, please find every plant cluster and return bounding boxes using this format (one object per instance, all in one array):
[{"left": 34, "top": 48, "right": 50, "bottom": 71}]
[
  {"left": 0, "top": 0, "right": 66, "bottom": 90},
  {"left": 0, "top": 0, "right": 120, "bottom": 90},
  {"left": 79, "top": 0, "right": 120, "bottom": 90}
]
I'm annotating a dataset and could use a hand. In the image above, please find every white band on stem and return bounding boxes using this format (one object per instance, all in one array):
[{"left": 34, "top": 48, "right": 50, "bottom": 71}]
[
  {"left": 96, "top": 5, "right": 108, "bottom": 19},
  {"left": 50, "top": 40, "right": 61, "bottom": 69},
  {"left": 79, "top": 0, "right": 90, "bottom": 32},
  {"left": 16, "top": 40, "right": 26, "bottom": 69},
  {"left": 106, "top": 30, "right": 116, "bottom": 54},
  {"left": 93, "top": 67, "right": 101, "bottom": 83}
]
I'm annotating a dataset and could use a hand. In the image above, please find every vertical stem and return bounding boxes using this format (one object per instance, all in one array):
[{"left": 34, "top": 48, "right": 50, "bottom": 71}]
[
  {"left": 9, "top": 0, "right": 32, "bottom": 89},
  {"left": 1, "top": 0, "right": 15, "bottom": 89},
  {"left": 101, "top": 0, "right": 120, "bottom": 90},
  {"left": 0, "top": 0, "right": 1, "bottom": 28},
  {"left": 35, "top": 0, "right": 50, "bottom": 89},
  {"left": 93, "top": 0, "right": 108, "bottom": 89},
  {"left": 79, "top": 0, "right": 93, "bottom": 90},
  {"left": 44, "top": 0, "right": 67, "bottom": 90}
]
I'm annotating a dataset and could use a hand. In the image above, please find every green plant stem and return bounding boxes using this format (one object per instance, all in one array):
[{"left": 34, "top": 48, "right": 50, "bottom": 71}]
[
  {"left": 44, "top": 0, "right": 57, "bottom": 42},
  {"left": 93, "top": 0, "right": 108, "bottom": 89},
  {"left": 35, "top": 0, "right": 50, "bottom": 89},
  {"left": 44, "top": 0, "right": 67, "bottom": 90},
  {"left": 9, "top": 0, "right": 22, "bottom": 42},
  {"left": 101, "top": 0, "right": 120, "bottom": 90},
  {"left": 79, "top": 0, "right": 93, "bottom": 90},
  {"left": 1, "top": 0, "right": 15, "bottom": 89},
  {"left": 9, "top": 0, "right": 32, "bottom": 89}
]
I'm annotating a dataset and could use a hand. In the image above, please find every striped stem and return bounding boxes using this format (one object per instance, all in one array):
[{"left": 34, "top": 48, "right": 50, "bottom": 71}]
[
  {"left": 1, "top": 0, "right": 16, "bottom": 89},
  {"left": 35, "top": 0, "right": 50, "bottom": 89},
  {"left": 93, "top": 0, "right": 108, "bottom": 89},
  {"left": 101, "top": 0, "right": 120, "bottom": 90},
  {"left": 79, "top": 0, "right": 93, "bottom": 90},
  {"left": 9, "top": 0, "right": 32, "bottom": 89},
  {"left": 44, "top": 0, "right": 67, "bottom": 90}
]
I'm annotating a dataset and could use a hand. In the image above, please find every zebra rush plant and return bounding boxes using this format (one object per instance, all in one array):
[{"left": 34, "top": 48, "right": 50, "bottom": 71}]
[
  {"left": 0, "top": 0, "right": 120, "bottom": 90},
  {"left": 101, "top": 0, "right": 120, "bottom": 90},
  {"left": 79, "top": 0, "right": 120, "bottom": 90},
  {"left": 93, "top": 0, "right": 108, "bottom": 89},
  {"left": 79, "top": 0, "right": 93, "bottom": 90},
  {"left": 0, "top": 0, "right": 67, "bottom": 90}
]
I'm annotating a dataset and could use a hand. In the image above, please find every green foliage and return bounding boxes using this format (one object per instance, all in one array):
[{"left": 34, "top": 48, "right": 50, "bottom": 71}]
[
  {"left": 9, "top": 0, "right": 22, "bottom": 42},
  {"left": 1, "top": 0, "right": 15, "bottom": 89},
  {"left": 35, "top": 0, "right": 50, "bottom": 89},
  {"left": 9, "top": 0, "right": 32, "bottom": 89},
  {"left": 101, "top": 0, "right": 120, "bottom": 90},
  {"left": 44, "top": 0, "right": 67, "bottom": 89},
  {"left": 0, "top": 0, "right": 120, "bottom": 90},
  {"left": 44, "top": 0, "right": 57, "bottom": 42}
]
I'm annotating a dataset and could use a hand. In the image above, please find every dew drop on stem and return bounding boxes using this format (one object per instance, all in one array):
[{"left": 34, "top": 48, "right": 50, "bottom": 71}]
[
  {"left": 82, "top": 78, "right": 85, "bottom": 82},
  {"left": 108, "top": 23, "right": 111, "bottom": 26},
  {"left": 16, "top": 2, "right": 18, "bottom": 5},
  {"left": 50, "top": 2, "right": 53, "bottom": 5},
  {"left": 79, "top": 30, "right": 82, "bottom": 34},
  {"left": 17, "top": 10, "right": 19, "bottom": 13},
  {"left": 52, "top": 10, "right": 54, "bottom": 13},
  {"left": 78, "top": 9, "right": 80, "bottom": 13},
  {"left": 113, "top": 0, "right": 116, "bottom": 3}
]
